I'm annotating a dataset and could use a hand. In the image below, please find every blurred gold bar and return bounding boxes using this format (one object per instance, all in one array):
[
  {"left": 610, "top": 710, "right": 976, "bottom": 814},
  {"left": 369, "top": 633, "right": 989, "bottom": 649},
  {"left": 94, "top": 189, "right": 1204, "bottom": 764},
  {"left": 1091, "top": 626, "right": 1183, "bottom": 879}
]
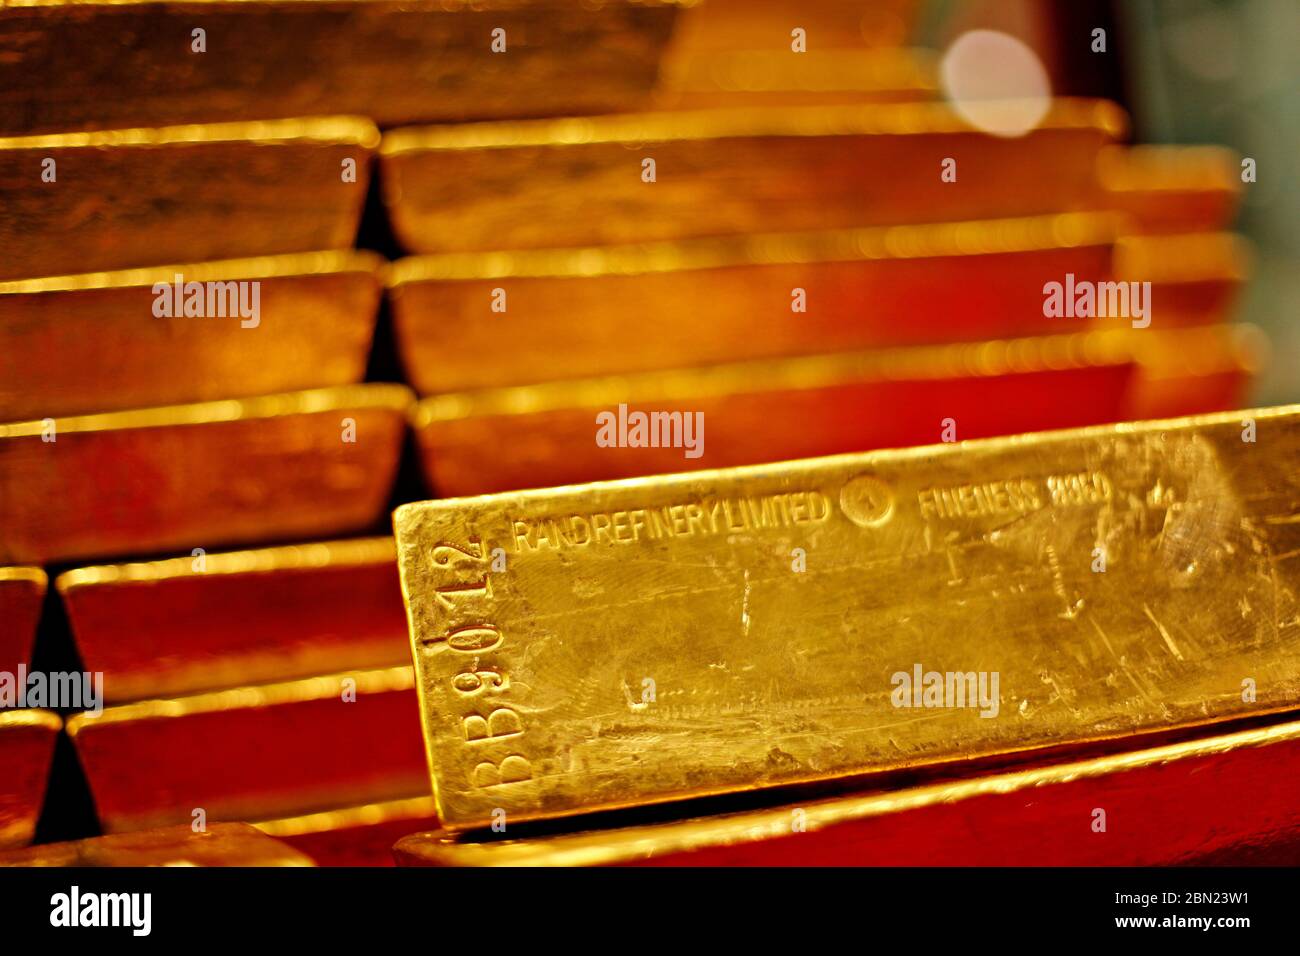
[
  {"left": 394, "top": 404, "right": 1300, "bottom": 830},
  {"left": 655, "top": 48, "right": 937, "bottom": 109},
  {"left": 1116, "top": 232, "right": 1250, "bottom": 326},
  {"left": 1127, "top": 323, "right": 1265, "bottom": 421},
  {"left": 0, "top": 0, "right": 686, "bottom": 135},
  {"left": 0, "top": 385, "right": 411, "bottom": 565},
  {"left": 0, "top": 823, "right": 314, "bottom": 867},
  {"left": 0, "top": 567, "right": 45, "bottom": 676},
  {"left": 380, "top": 100, "right": 1127, "bottom": 254},
  {"left": 58, "top": 538, "right": 408, "bottom": 703},
  {"left": 395, "top": 718, "right": 1300, "bottom": 866},
  {"left": 254, "top": 796, "right": 439, "bottom": 867},
  {"left": 389, "top": 213, "right": 1120, "bottom": 393},
  {"left": 0, "top": 251, "right": 383, "bottom": 420},
  {"left": 667, "top": 0, "right": 920, "bottom": 55},
  {"left": 0, "top": 710, "right": 61, "bottom": 849},
  {"left": 1098, "top": 145, "right": 1241, "bottom": 234},
  {"left": 67, "top": 666, "right": 426, "bottom": 832},
  {"left": 0, "top": 117, "right": 376, "bottom": 280},
  {"left": 410, "top": 329, "right": 1141, "bottom": 496}
]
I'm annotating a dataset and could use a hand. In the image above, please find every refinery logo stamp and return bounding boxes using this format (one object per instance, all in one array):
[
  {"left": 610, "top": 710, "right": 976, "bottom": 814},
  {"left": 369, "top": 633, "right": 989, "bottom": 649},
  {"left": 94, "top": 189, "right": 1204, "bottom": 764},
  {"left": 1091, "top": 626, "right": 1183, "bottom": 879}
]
[
  {"left": 840, "top": 474, "right": 895, "bottom": 527},
  {"left": 152, "top": 275, "right": 261, "bottom": 328},
  {"left": 0, "top": 666, "right": 103, "bottom": 715},
  {"left": 1042, "top": 274, "right": 1151, "bottom": 328},
  {"left": 595, "top": 404, "right": 704, "bottom": 459},
  {"left": 891, "top": 663, "right": 1000, "bottom": 717}
]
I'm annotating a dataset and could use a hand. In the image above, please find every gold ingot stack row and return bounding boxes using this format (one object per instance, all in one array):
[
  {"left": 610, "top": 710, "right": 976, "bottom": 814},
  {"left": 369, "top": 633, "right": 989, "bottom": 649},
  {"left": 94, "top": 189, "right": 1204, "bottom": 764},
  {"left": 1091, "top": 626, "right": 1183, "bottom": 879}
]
[{"left": 1, "top": 0, "right": 1288, "bottom": 866}]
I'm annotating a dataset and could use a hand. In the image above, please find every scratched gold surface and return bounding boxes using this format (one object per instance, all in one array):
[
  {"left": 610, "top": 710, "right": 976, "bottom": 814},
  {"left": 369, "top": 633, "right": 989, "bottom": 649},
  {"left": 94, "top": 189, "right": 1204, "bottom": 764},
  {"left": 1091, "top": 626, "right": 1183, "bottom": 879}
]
[
  {"left": 0, "top": 0, "right": 685, "bottom": 135},
  {"left": 0, "top": 117, "right": 376, "bottom": 280},
  {"left": 0, "top": 251, "right": 383, "bottom": 419},
  {"left": 379, "top": 99, "right": 1127, "bottom": 254},
  {"left": 0, "top": 384, "right": 410, "bottom": 564},
  {"left": 395, "top": 405, "right": 1300, "bottom": 830}
]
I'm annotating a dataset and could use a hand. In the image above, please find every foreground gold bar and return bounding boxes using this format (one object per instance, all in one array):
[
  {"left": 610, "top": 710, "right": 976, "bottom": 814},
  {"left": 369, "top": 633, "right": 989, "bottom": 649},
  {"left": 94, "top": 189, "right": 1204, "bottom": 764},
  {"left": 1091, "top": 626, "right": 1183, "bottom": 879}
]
[
  {"left": 0, "top": 0, "right": 684, "bottom": 135},
  {"left": 380, "top": 100, "right": 1126, "bottom": 254},
  {"left": 0, "top": 711, "right": 60, "bottom": 849},
  {"left": 0, "top": 251, "right": 383, "bottom": 420},
  {"left": 58, "top": 538, "right": 408, "bottom": 703},
  {"left": 395, "top": 405, "right": 1300, "bottom": 829},
  {"left": 0, "top": 823, "right": 314, "bottom": 867},
  {"left": 0, "top": 118, "right": 376, "bottom": 280},
  {"left": 389, "top": 214, "right": 1120, "bottom": 393},
  {"left": 395, "top": 718, "right": 1300, "bottom": 866},
  {"left": 0, "top": 567, "right": 45, "bottom": 676},
  {"left": 654, "top": 49, "right": 937, "bottom": 109},
  {"left": 0, "top": 385, "right": 410, "bottom": 564},
  {"left": 411, "top": 329, "right": 1143, "bottom": 495}
]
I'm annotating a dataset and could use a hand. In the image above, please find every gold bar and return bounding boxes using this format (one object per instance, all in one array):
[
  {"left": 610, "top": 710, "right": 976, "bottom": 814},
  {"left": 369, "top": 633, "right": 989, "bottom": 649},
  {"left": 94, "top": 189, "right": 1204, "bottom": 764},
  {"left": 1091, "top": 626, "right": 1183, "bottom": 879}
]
[
  {"left": 389, "top": 213, "right": 1120, "bottom": 393},
  {"left": 67, "top": 666, "right": 426, "bottom": 832},
  {"left": 1115, "top": 232, "right": 1249, "bottom": 326},
  {"left": 379, "top": 100, "right": 1127, "bottom": 254},
  {"left": 410, "top": 329, "right": 1141, "bottom": 496},
  {"left": 395, "top": 718, "right": 1300, "bottom": 866},
  {"left": 654, "top": 48, "right": 937, "bottom": 109},
  {"left": 0, "top": 0, "right": 685, "bottom": 135},
  {"left": 1097, "top": 145, "right": 1241, "bottom": 234},
  {"left": 394, "top": 404, "right": 1300, "bottom": 830},
  {"left": 254, "top": 796, "right": 439, "bottom": 867},
  {"left": 0, "top": 251, "right": 383, "bottom": 420},
  {"left": 1126, "top": 324, "right": 1264, "bottom": 421},
  {"left": 0, "top": 567, "right": 45, "bottom": 676},
  {"left": 57, "top": 538, "right": 407, "bottom": 703},
  {"left": 0, "top": 117, "right": 376, "bottom": 280},
  {"left": 0, "top": 710, "right": 61, "bottom": 849},
  {"left": 667, "top": 0, "right": 920, "bottom": 55},
  {"left": 0, "top": 823, "right": 314, "bottom": 867},
  {"left": 0, "top": 385, "right": 411, "bottom": 565}
]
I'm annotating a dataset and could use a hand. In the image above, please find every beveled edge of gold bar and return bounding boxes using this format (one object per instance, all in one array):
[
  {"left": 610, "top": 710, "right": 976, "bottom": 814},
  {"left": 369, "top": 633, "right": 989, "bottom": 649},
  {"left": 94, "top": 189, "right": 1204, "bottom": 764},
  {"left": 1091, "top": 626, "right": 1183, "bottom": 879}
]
[
  {"left": 64, "top": 664, "right": 413, "bottom": 737},
  {"left": 396, "top": 717, "right": 1300, "bottom": 866},
  {"left": 253, "top": 795, "right": 437, "bottom": 839},
  {"left": 411, "top": 329, "right": 1139, "bottom": 424},
  {"left": 0, "top": 709, "right": 62, "bottom": 734},
  {"left": 0, "top": 383, "right": 414, "bottom": 437},
  {"left": 399, "top": 403, "right": 1300, "bottom": 516},
  {"left": 380, "top": 97, "right": 1128, "bottom": 155},
  {"left": 1097, "top": 144, "right": 1240, "bottom": 193},
  {"left": 0, "top": 115, "right": 380, "bottom": 152},
  {"left": 0, "top": 249, "right": 386, "bottom": 297},
  {"left": 386, "top": 212, "right": 1121, "bottom": 285},
  {"left": 1116, "top": 231, "right": 1252, "bottom": 285},
  {"left": 56, "top": 537, "right": 397, "bottom": 593},
  {"left": 0, "top": 566, "right": 47, "bottom": 587}
]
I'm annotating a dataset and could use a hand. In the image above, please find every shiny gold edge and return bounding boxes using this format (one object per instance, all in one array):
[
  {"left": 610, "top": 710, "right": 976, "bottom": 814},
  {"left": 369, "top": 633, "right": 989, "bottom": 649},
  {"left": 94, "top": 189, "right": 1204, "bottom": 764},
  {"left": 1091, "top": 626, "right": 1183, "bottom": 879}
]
[
  {"left": 387, "top": 212, "right": 1121, "bottom": 284},
  {"left": 0, "top": 250, "right": 385, "bottom": 296},
  {"left": 57, "top": 537, "right": 397, "bottom": 592},
  {"left": 0, "top": 384, "right": 414, "bottom": 437},
  {"left": 253, "top": 795, "right": 438, "bottom": 839},
  {"left": 660, "top": 48, "right": 938, "bottom": 95},
  {"left": 395, "top": 403, "right": 1300, "bottom": 829},
  {"left": 412, "top": 329, "right": 1139, "bottom": 424},
  {"left": 401, "top": 718, "right": 1300, "bottom": 866},
  {"left": 0, "top": 115, "right": 380, "bottom": 151},
  {"left": 0, "top": 710, "right": 62, "bottom": 733},
  {"left": 0, "top": 566, "right": 47, "bottom": 586},
  {"left": 64, "top": 664, "right": 413, "bottom": 736},
  {"left": 380, "top": 97, "right": 1128, "bottom": 155}
]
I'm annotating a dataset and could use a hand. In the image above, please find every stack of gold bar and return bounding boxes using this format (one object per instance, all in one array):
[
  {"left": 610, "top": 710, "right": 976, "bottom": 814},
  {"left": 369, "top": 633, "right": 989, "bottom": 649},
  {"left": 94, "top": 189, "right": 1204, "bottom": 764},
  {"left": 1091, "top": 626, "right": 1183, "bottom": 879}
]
[{"left": 2, "top": 0, "right": 1293, "bottom": 868}]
